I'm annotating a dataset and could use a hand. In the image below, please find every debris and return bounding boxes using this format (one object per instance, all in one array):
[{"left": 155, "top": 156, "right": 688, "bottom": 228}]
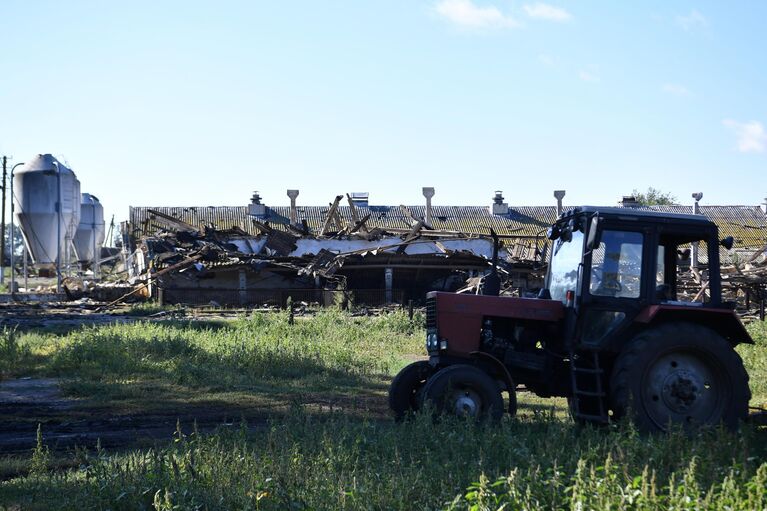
[{"left": 108, "top": 192, "right": 545, "bottom": 308}]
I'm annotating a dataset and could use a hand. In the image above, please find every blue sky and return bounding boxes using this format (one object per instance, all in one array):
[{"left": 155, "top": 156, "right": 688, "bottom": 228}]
[{"left": 1, "top": 1, "right": 765, "bottom": 225}]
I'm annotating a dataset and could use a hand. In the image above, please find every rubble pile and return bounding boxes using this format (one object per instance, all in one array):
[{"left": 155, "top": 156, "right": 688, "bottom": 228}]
[
  {"left": 675, "top": 246, "right": 767, "bottom": 321},
  {"left": 121, "top": 199, "right": 544, "bottom": 307},
  {"left": 722, "top": 245, "right": 767, "bottom": 321}
]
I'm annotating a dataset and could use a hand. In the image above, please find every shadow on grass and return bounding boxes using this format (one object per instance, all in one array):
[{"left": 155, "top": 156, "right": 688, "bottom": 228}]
[{"left": 4, "top": 318, "right": 397, "bottom": 426}]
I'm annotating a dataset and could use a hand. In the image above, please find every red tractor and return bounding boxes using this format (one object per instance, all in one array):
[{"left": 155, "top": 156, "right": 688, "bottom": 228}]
[{"left": 389, "top": 206, "right": 752, "bottom": 431}]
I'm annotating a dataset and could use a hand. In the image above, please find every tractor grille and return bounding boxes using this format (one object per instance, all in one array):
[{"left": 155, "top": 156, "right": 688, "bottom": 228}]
[{"left": 426, "top": 296, "right": 437, "bottom": 331}]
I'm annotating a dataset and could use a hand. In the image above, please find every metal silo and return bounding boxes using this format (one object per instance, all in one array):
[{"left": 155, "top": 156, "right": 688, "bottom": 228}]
[
  {"left": 13, "top": 154, "right": 81, "bottom": 269},
  {"left": 73, "top": 193, "right": 105, "bottom": 272}
]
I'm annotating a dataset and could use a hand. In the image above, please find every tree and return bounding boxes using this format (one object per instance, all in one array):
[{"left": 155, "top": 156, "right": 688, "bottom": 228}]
[
  {"left": 631, "top": 187, "right": 677, "bottom": 206},
  {"left": 2, "top": 224, "right": 24, "bottom": 265}
]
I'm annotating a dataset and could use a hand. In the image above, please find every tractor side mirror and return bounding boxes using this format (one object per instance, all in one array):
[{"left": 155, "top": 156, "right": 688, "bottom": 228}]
[
  {"left": 547, "top": 225, "right": 561, "bottom": 240},
  {"left": 586, "top": 214, "right": 602, "bottom": 251},
  {"left": 720, "top": 236, "right": 734, "bottom": 250}
]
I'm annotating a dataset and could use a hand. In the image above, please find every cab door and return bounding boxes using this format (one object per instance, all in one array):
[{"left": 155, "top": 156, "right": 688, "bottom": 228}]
[{"left": 576, "top": 222, "right": 653, "bottom": 349}]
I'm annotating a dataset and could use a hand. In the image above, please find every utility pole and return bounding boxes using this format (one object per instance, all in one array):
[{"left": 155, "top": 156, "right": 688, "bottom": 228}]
[
  {"left": 53, "top": 161, "right": 62, "bottom": 293},
  {"left": 1, "top": 156, "right": 7, "bottom": 285}
]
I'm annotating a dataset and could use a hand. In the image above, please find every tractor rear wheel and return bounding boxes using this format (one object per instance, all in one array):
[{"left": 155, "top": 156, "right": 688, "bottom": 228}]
[
  {"left": 420, "top": 364, "right": 504, "bottom": 422},
  {"left": 609, "top": 322, "right": 750, "bottom": 432},
  {"left": 389, "top": 361, "right": 433, "bottom": 420}
]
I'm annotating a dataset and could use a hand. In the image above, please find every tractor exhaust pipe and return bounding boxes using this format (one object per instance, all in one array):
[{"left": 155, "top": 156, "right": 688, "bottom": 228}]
[{"left": 482, "top": 228, "right": 501, "bottom": 296}]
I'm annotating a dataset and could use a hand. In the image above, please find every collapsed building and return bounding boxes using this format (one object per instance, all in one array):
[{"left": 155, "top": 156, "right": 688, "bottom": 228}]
[
  {"left": 122, "top": 190, "right": 767, "bottom": 315},
  {"left": 123, "top": 190, "right": 551, "bottom": 307}
]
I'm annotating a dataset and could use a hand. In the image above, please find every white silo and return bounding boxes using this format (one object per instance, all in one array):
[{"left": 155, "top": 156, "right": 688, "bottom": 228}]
[
  {"left": 73, "top": 193, "right": 105, "bottom": 272},
  {"left": 13, "top": 154, "right": 81, "bottom": 269}
]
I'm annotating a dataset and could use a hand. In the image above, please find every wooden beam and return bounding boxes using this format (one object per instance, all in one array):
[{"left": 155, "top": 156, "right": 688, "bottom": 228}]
[
  {"left": 347, "top": 194, "right": 370, "bottom": 238},
  {"left": 693, "top": 280, "right": 710, "bottom": 302},
  {"left": 251, "top": 220, "right": 272, "bottom": 234},
  {"left": 397, "top": 221, "right": 424, "bottom": 254},
  {"left": 321, "top": 195, "right": 343, "bottom": 235},
  {"left": 346, "top": 193, "right": 360, "bottom": 223},
  {"left": 95, "top": 253, "right": 204, "bottom": 311},
  {"left": 332, "top": 208, "right": 345, "bottom": 232},
  {"left": 147, "top": 209, "right": 198, "bottom": 232},
  {"left": 399, "top": 205, "right": 420, "bottom": 228},
  {"left": 349, "top": 213, "right": 372, "bottom": 236}
]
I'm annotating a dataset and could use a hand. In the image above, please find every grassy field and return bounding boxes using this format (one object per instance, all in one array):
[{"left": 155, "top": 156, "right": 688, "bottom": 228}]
[{"left": 0, "top": 310, "right": 765, "bottom": 510}]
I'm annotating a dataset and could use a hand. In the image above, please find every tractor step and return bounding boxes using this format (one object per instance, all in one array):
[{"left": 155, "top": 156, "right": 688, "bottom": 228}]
[
  {"left": 575, "top": 413, "right": 609, "bottom": 423},
  {"left": 572, "top": 367, "right": 604, "bottom": 374},
  {"left": 569, "top": 350, "right": 609, "bottom": 424},
  {"left": 575, "top": 390, "right": 606, "bottom": 397}
]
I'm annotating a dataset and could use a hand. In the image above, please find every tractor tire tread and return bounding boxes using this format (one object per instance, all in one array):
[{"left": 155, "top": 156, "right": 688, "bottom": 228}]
[
  {"left": 420, "top": 364, "right": 504, "bottom": 423},
  {"left": 388, "top": 360, "right": 432, "bottom": 420},
  {"left": 610, "top": 321, "right": 750, "bottom": 432}
]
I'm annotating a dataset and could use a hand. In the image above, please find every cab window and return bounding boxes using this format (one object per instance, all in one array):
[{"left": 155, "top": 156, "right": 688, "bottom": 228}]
[
  {"left": 589, "top": 231, "right": 643, "bottom": 298},
  {"left": 656, "top": 235, "right": 710, "bottom": 303},
  {"left": 548, "top": 230, "right": 584, "bottom": 303}
]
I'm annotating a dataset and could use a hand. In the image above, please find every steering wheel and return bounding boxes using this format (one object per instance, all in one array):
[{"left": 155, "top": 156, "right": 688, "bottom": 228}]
[
  {"left": 590, "top": 267, "right": 603, "bottom": 286},
  {"left": 591, "top": 267, "right": 622, "bottom": 295}
]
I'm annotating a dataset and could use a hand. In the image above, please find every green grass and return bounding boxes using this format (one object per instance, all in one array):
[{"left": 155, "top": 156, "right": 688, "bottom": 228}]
[
  {"left": 738, "top": 320, "right": 767, "bottom": 408},
  {"left": 2, "top": 411, "right": 766, "bottom": 510},
  {"left": 0, "top": 313, "right": 765, "bottom": 510},
  {"left": 1, "top": 309, "right": 424, "bottom": 413},
  {"left": 4, "top": 308, "right": 424, "bottom": 381}
]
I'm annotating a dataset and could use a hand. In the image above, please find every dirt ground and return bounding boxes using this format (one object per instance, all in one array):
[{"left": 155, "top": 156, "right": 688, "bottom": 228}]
[
  {"left": 0, "top": 376, "right": 274, "bottom": 454},
  {"left": 0, "top": 301, "right": 287, "bottom": 454}
]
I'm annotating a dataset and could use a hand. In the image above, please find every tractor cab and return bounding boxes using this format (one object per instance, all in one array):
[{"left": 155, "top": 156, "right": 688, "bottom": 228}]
[{"left": 545, "top": 206, "right": 746, "bottom": 353}]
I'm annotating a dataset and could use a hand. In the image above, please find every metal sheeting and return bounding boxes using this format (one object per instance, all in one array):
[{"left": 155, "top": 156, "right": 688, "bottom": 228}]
[
  {"left": 129, "top": 204, "right": 767, "bottom": 247},
  {"left": 620, "top": 205, "right": 767, "bottom": 247},
  {"left": 699, "top": 206, "right": 767, "bottom": 247},
  {"left": 130, "top": 205, "right": 559, "bottom": 238}
]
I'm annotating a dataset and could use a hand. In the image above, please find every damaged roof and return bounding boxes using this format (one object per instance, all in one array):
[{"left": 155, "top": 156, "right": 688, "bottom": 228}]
[
  {"left": 130, "top": 204, "right": 767, "bottom": 247},
  {"left": 131, "top": 205, "right": 559, "bottom": 238}
]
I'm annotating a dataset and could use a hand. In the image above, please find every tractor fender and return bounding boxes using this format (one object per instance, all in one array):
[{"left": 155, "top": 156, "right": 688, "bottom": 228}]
[
  {"left": 468, "top": 351, "right": 514, "bottom": 389},
  {"left": 469, "top": 351, "right": 517, "bottom": 416},
  {"left": 632, "top": 305, "right": 753, "bottom": 346}
]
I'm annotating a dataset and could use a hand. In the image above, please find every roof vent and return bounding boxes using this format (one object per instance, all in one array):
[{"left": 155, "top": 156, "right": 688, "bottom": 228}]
[
  {"left": 620, "top": 196, "right": 640, "bottom": 208},
  {"left": 248, "top": 191, "right": 267, "bottom": 218},
  {"left": 287, "top": 190, "right": 299, "bottom": 224},
  {"left": 492, "top": 191, "right": 508, "bottom": 215},
  {"left": 553, "top": 190, "right": 566, "bottom": 215},
  {"left": 422, "top": 187, "right": 435, "bottom": 225},
  {"left": 350, "top": 192, "right": 369, "bottom": 208},
  {"left": 691, "top": 192, "right": 703, "bottom": 215}
]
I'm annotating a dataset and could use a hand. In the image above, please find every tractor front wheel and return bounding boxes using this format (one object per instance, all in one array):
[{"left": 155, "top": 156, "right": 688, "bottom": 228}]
[
  {"left": 610, "top": 322, "right": 750, "bottom": 432},
  {"left": 389, "top": 360, "right": 433, "bottom": 420},
  {"left": 420, "top": 364, "right": 504, "bottom": 422}
]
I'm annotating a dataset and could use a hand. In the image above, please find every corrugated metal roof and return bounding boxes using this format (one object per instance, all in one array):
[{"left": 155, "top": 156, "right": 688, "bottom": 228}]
[
  {"left": 129, "top": 205, "right": 559, "bottom": 238},
  {"left": 129, "top": 204, "right": 767, "bottom": 247},
  {"left": 615, "top": 205, "right": 767, "bottom": 247}
]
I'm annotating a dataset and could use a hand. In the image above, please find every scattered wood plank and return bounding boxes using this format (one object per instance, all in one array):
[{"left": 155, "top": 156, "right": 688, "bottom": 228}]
[
  {"left": 147, "top": 209, "right": 198, "bottom": 232},
  {"left": 347, "top": 194, "right": 371, "bottom": 238},
  {"left": 397, "top": 221, "right": 424, "bottom": 254},
  {"left": 399, "top": 205, "right": 429, "bottom": 229},
  {"left": 321, "top": 196, "right": 343, "bottom": 236},
  {"left": 95, "top": 253, "right": 205, "bottom": 311}
]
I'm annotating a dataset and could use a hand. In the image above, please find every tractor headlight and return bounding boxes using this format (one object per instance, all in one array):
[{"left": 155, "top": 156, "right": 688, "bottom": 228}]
[
  {"left": 425, "top": 332, "right": 447, "bottom": 352},
  {"left": 426, "top": 332, "right": 438, "bottom": 351}
]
